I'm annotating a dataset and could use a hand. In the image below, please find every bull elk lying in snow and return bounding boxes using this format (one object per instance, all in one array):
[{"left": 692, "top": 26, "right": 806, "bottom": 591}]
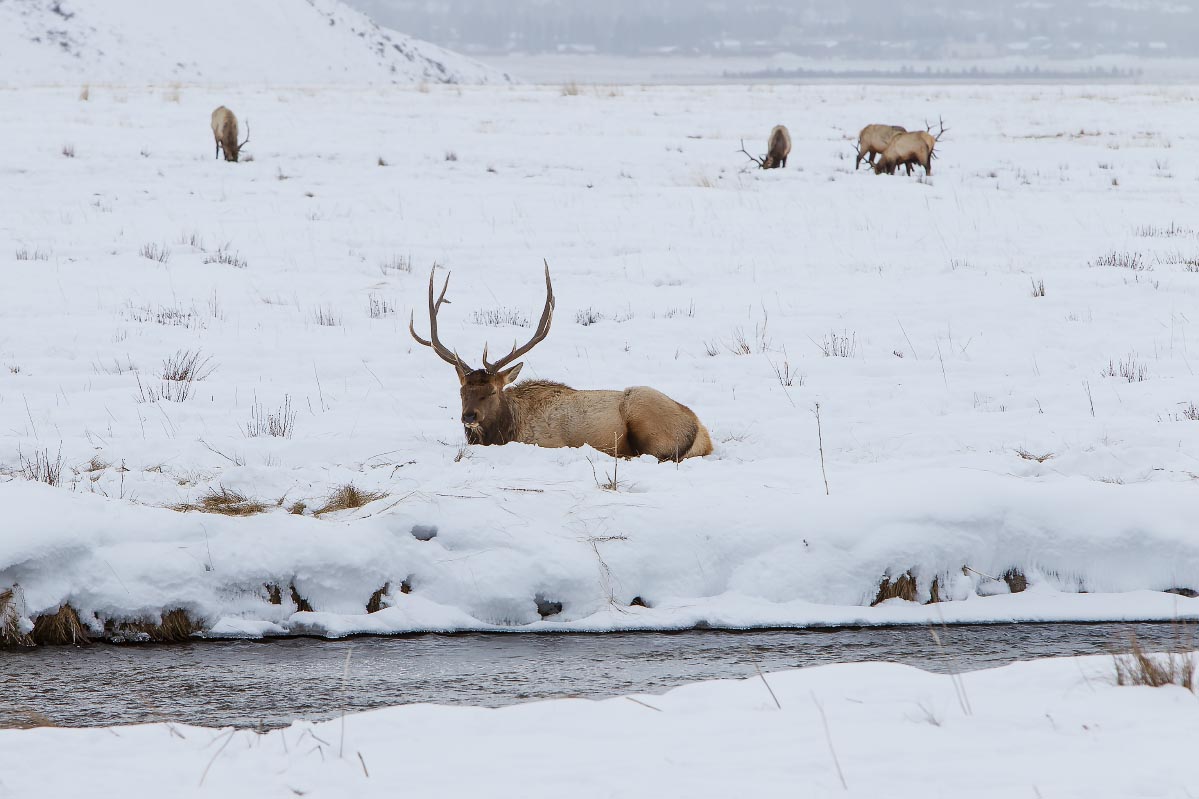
[
  {"left": 410, "top": 263, "right": 713, "bottom": 461},
  {"left": 210, "top": 106, "right": 250, "bottom": 162},
  {"left": 873, "top": 119, "right": 947, "bottom": 177},
  {"left": 855, "top": 124, "right": 906, "bottom": 170},
  {"left": 740, "top": 125, "right": 791, "bottom": 169}
]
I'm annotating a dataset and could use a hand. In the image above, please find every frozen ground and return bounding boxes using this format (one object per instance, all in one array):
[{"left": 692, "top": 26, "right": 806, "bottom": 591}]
[
  {"left": 1, "top": 82, "right": 1198, "bottom": 640},
  {"left": 2, "top": 654, "right": 1197, "bottom": 797}
]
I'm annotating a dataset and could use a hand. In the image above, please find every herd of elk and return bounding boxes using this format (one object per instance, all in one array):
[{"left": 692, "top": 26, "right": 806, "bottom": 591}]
[
  {"left": 210, "top": 106, "right": 250, "bottom": 162},
  {"left": 410, "top": 263, "right": 713, "bottom": 461}
]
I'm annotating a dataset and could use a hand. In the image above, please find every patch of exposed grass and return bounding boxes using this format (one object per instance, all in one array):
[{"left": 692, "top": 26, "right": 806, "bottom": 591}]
[
  {"left": 1090, "top": 250, "right": 1146, "bottom": 271},
  {"left": 174, "top": 486, "right": 268, "bottom": 516},
  {"left": 1, "top": 588, "right": 32, "bottom": 647},
  {"left": 1015, "top": 448, "right": 1054, "bottom": 463},
  {"left": 19, "top": 445, "right": 63, "bottom": 486},
  {"left": 1102, "top": 354, "right": 1148, "bottom": 383},
  {"left": 30, "top": 605, "right": 91, "bottom": 645},
  {"left": 367, "top": 583, "right": 390, "bottom": 613},
  {"left": 246, "top": 397, "right": 296, "bottom": 439},
  {"left": 470, "top": 307, "right": 530, "bottom": 327},
  {"left": 314, "top": 483, "right": 385, "bottom": 516},
  {"left": 107, "top": 609, "right": 204, "bottom": 643},
  {"left": 203, "top": 249, "right": 247, "bottom": 269},
  {"left": 139, "top": 242, "right": 171, "bottom": 263},
  {"left": 1114, "top": 635, "right": 1195, "bottom": 692},
  {"left": 872, "top": 570, "right": 917, "bottom": 605}
]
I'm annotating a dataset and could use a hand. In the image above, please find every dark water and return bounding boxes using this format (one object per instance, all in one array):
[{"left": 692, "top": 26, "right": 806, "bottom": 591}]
[{"left": 1, "top": 623, "right": 1190, "bottom": 729}]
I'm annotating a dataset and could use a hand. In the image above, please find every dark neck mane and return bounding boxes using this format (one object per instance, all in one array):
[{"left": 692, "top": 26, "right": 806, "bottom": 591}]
[{"left": 465, "top": 393, "right": 518, "bottom": 445}]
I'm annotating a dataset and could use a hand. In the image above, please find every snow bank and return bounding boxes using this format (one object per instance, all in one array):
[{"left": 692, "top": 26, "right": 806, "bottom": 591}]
[
  {"left": 0, "top": 0, "right": 508, "bottom": 86},
  {"left": 1, "top": 655, "right": 1196, "bottom": 796},
  {"left": 2, "top": 83, "right": 1199, "bottom": 640}
]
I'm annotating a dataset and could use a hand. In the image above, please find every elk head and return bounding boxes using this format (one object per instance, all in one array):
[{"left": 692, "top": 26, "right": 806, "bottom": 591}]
[
  {"left": 226, "top": 121, "right": 251, "bottom": 162},
  {"left": 410, "top": 262, "right": 555, "bottom": 443}
]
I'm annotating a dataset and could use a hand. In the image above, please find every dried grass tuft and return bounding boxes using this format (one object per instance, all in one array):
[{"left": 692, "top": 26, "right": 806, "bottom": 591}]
[
  {"left": 108, "top": 608, "right": 204, "bottom": 643},
  {"left": 872, "top": 571, "right": 918, "bottom": 605},
  {"left": 366, "top": 583, "right": 390, "bottom": 613},
  {"left": 30, "top": 604, "right": 91, "bottom": 646},
  {"left": 1, "top": 588, "right": 32, "bottom": 647},
  {"left": 174, "top": 486, "right": 268, "bottom": 516},
  {"left": 1114, "top": 635, "right": 1195, "bottom": 691},
  {"left": 314, "top": 483, "right": 385, "bottom": 516},
  {"left": 290, "top": 584, "right": 314, "bottom": 613}
]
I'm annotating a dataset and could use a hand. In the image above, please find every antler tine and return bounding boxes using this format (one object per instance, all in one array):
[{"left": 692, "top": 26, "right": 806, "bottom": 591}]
[
  {"left": 238, "top": 120, "right": 250, "bottom": 149},
  {"left": 738, "top": 139, "right": 766, "bottom": 168},
  {"left": 482, "top": 260, "right": 555, "bottom": 373},
  {"left": 410, "top": 267, "right": 470, "bottom": 370}
]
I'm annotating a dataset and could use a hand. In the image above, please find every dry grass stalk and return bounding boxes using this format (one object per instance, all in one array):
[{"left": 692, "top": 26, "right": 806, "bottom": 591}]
[
  {"left": 872, "top": 570, "right": 918, "bottom": 605},
  {"left": 31, "top": 604, "right": 91, "bottom": 645},
  {"left": 174, "top": 486, "right": 268, "bottom": 516},
  {"left": 1015, "top": 448, "right": 1054, "bottom": 463},
  {"left": 1114, "top": 635, "right": 1195, "bottom": 691},
  {"left": 1, "top": 588, "right": 32, "bottom": 647},
  {"left": 314, "top": 483, "right": 385, "bottom": 515},
  {"left": 366, "top": 583, "right": 390, "bottom": 613},
  {"left": 108, "top": 609, "right": 203, "bottom": 643}
]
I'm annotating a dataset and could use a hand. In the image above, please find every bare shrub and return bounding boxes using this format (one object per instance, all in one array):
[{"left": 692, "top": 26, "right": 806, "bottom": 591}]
[
  {"left": 61, "top": 144, "right": 75, "bottom": 158},
  {"left": 314, "top": 306, "right": 341, "bottom": 327},
  {"left": 1090, "top": 251, "right": 1146, "bottom": 270},
  {"left": 1181, "top": 402, "right": 1199, "bottom": 421},
  {"left": 471, "top": 307, "right": 530, "bottom": 327},
  {"left": 314, "top": 483, "right": 386, "bottom": 515},
  {"left": 203, "top": 249, "right": 247, "bottom": 269},
  {"left": 368, "top": 294, "right": 396, "bottom": 319},
  {"left": 814, "top": 330, "right": 857, "bottom": 358},
  {"left": 19, "top": 445, "right": 63, "bottom": 486},
  {"left": 139, "top": 242, "right": 171, "bottom": 263},
  {"left": 138, "top": 350, "right": 213, "bottom": 403},
  {"left": 380, "top": 254, "right": 412, "bottom": 275},
  {"left": 174, "top": 486, "right": 268, "bottom": 516},
  {"left": 1102, "top": 354, "right": 1147, "bottom": 383},
  {"left": 14, "top": 247, "right": 49, "bottom": 262},
  {"left": 246, "top": 396, "right": 296, "bottom": 438}
]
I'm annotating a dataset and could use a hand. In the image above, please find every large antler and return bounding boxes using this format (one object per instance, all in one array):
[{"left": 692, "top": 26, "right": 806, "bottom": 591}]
[
  {"left": 481, "top": 260, "right": 555, "bottom": 373},
  {"left": 238, "top": 120, "right": 251, "bottom": 151},
  {"left": 410, "top": 267, "right": 471, "bottom": 371},
  {"left": 925, "top": 116, "right": 948, "bottom": 141},
  {"left": 738, "top": 139, "right": 766, "bottom": 168}
]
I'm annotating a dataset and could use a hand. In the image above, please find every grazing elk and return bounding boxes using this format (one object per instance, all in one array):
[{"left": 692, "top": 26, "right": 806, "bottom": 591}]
[
  {"left": 210, "top": 106, "right": 250, "bottom": 162},
  {"left": 739, "top": 124, "right": 791, "bottom": 169},
  {"left": 855, "top": 124, "right": 906, "bottom": 170},
  {"left": 874, "top": 118, "right": 947, "bottom": 176},
  {"left": 410, "top": 263, "right": 713, "bottom": 461}
]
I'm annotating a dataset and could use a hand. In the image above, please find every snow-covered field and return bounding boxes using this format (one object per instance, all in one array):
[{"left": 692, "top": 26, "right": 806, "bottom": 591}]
[
  {"left": 2, "top": 654, "right": 1197, "bottom": 796},
  {"left": 2, "top": 82, "right": 1199, "bottom": 641}
]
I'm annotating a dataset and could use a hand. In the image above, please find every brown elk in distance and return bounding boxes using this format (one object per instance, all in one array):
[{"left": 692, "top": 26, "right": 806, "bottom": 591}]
[
  {"left": 855, "top": 124, "right": 906, "bottom": 170},
  {"left": 739, "top": 124, "right": 791, "bottom": 169},
  {"left": 211, "top": 106, "right": 250, "bottom": 162},
  {"left": 873, "top": 132, "right": 932, "bottom": 176},
  {"left": 410, "top": 263, "right": 713, "bottom": 461}
]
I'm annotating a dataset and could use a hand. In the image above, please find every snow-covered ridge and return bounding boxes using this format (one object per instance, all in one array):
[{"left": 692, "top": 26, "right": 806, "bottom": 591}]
[{"left": 0, "top": 0, "right": 509, "bottom": 86}]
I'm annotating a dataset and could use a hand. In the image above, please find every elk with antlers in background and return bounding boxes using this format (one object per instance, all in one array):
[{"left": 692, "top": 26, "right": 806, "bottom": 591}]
[
  {"left": 210, "top": 106, "right": 250, "bottom": 162},
  {"left": 410, "top": 263, "right": 712, "bottom": 461},
  {"left": 740, "top": 125, "right": 791, "bottom": 169}
]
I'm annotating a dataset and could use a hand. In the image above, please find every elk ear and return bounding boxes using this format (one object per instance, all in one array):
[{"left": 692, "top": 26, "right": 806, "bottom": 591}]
[
  {"left": 498, "top": 362, "right": 523, "bottom": 385},
  {"left": 455, "top": 362, "right": 468, "bottom": 385}
]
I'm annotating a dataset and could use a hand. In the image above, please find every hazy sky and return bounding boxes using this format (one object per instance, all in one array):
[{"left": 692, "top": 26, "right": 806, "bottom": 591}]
[{"left": 350, "top": 0, "right": 1198, "bottom": 60}]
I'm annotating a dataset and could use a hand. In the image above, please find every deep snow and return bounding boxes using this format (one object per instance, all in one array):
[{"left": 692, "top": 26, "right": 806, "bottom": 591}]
[
  {"left": 1, "top": 655, "right": 1197, "bottom": 797},
  {"left": 0, "top": 0, "right": 507, "bottom": 86},
  {"left": 1, "top": 82, "right": 1198, "bottom": 640}
]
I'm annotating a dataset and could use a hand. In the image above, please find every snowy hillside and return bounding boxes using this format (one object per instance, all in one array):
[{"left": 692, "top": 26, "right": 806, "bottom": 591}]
[
  {"left": 2, "top": 82, "right": 1199, "bottom": 644},
  {"left": 0, "top": 0, "right": 508, "bottom": 86}
]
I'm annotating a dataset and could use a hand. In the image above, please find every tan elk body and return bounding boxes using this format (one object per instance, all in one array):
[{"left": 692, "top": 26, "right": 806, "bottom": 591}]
[
  {"left": 210, "top": 106, "right": 250, "bottom": 162},
  {"left": 411, "top": 264, "right": 712, "bottom": 461},
  {"left": 874, "top": 131, "right": 933, "bottom": 176},
  {"left": 763, "top": 125, "right": 791, "bottom": 169},
  {"left": 855, "top": 124, "right": 906, "bottom": 169}
]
